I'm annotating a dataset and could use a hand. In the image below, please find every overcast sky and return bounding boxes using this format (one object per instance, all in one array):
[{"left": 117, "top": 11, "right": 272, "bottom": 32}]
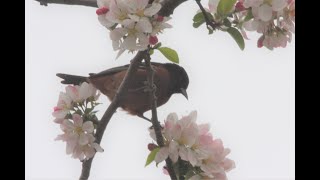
[{"left": 26, "top": 0, "right": 295, "bottom": 179}]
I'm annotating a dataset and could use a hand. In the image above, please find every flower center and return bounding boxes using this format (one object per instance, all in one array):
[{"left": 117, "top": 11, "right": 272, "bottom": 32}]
[
  {"left": 75, "top": 127, "right": 83, "bottom": 134},
  {"left": 119, "top": 13, "right": 127, "bottom": 21},
  {"left": 128, "top": 28, "right": 137, "bottom": 36},
  {"left": 264, "top": 0, "right": 272, "bottom": 6},
  {"left": 137, "top": 9, "right": 145, "bottom": 17}
]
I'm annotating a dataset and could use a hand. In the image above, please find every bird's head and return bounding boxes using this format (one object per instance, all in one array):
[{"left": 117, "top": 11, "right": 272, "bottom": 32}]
[{"left": 164, "top": 63, "right": 189, "bottom": 99}]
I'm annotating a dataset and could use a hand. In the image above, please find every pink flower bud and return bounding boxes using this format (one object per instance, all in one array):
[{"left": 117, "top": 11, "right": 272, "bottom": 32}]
[
  {"left": 235, "top": 2, "right": 246, "bottom": 12},
  {"left": 54, "top": 106, "right": 62, "bottom": 112},
  {"left": 149, "top": 36, "right": 158, "bottom": 45},
  {"left": 148, "top": 143, "right": 158, "bottom": 151},
  {"left": 257, "top": 35, "right": 265, "bottom": 48},
  {"left": 162, "top": 166, "right": 169, "bottom": 175},
  {"left": 156, "top": 16, "right": 164, "bottom": 22},
  {"left": 96, "top": 7, "right": 109, "bottom": 15}
]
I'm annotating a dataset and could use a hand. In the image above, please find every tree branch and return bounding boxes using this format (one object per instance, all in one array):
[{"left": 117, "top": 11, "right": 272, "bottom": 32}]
[
  {"left": 195, "top": 0, "right": 217, "bottom": 30},
  {"left": 79, "top": 51, "right": 147, "bottom": 180},
  {"left": 158, "top": 0, "right": 189, "bottom": 16},
  {"left": 144, "top": 52, "right": 177, "bottom": 180},
  {"left": 35, "top": 0, "right": 98, "bottom": 7},
  {"left": 34, "top": 0, "right": 190, "bottom": 17}
]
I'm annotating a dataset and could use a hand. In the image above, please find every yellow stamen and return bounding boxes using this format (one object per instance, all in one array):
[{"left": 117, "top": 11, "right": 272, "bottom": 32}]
[{"left": 137, "top": 9, "right": 145, "bottom": 17}]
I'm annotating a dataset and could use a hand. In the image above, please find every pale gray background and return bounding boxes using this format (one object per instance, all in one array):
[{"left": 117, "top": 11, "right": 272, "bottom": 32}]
[{"left": 26, "top": 0, "right": 295, "bottom": 179}]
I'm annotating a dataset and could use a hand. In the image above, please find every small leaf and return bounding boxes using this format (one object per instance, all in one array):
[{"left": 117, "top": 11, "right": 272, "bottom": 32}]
[
  {"left": 217, "top": 0, "right": 237, "bottom": 16},
  {"left": 145, "top": 147, "right": 160, "bottom": 167},
  {"left": 149, "top": 49, "right": 154, "bottom": 55},
  {"left": 193, "top": 12, "right": 205, "bottom": 22},
  {"left": 193, "top": 21, "right": 205, "bottom": 28},
  {"left": 192, "top": 12, "right": 213, "bottom": 28},
  {"left": 223, "top": 18, "right": 232, "bottom": 27},
  {"left": 153, "top": 42, "right": 162, "bottom": 49},
  {"left": 157, "top": 47, "right": 179, "bottom": 63},
  {"left": 227, "top": 27, "right": 245, "bottom": 50},
  {"left": 193, "top": 12, "right": 205, "bottom": 28}
]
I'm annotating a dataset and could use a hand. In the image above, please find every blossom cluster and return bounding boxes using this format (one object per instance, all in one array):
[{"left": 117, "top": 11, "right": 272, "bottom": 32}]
[
  {"left": 53, "top": 82, "right": 103, "bottom": 160},
  {"left": 96, "top": 0, "right": 172, "bottom": 57},
  {"left": 205, "top": 0, "right": 295, "bottom": 50},
  {"left": 241, "top": 0, "right": 295, "bottom": 49},
  {"left": 149, "top": 111, "right": 235, "bottom": 180}
]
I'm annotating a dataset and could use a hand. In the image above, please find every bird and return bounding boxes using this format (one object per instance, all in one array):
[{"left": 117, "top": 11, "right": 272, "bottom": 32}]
[{"left": 56, "top": 62, "right": 189, "bottom": 122}]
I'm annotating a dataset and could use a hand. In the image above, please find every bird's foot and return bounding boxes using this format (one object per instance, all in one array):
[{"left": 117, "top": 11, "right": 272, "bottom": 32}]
[
  {"left": 137, "top": 114, "right": 152, "bottom": 123},
  {"left": 128, "top": 81, "right": 157, "bottom": 93}
]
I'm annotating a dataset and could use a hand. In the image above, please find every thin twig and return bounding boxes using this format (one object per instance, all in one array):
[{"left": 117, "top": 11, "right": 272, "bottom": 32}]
[
  {"left": 79, "top": 51, "right": 147, "bottom": 180},
  {"left": 144, "top": 52, "right": 177, "bottom": 180},
  {"left": 34, "top": 0, "right": 98, "bottom": 7},
  {"left": 158, "top": 0, "right": 189, "bottom": 16},
  {"left": 195, "top": 0, "right": 217, "bottom": 30},
  {"left": 34, "top": 0, "right": 190, "bottom": 17}
]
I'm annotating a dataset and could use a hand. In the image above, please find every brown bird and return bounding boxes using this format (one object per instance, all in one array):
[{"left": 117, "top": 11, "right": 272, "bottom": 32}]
[{"left": 56, "top": 62, "right": 189, "bottom": 121}]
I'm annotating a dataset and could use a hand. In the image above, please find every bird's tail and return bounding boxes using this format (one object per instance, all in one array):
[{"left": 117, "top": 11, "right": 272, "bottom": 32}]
[{"left": 56, "top": 73, "right": 88, "bottom": 85}]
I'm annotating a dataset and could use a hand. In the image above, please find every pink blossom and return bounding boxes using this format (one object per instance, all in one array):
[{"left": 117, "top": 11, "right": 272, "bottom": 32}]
[
  {"left": 96, "top": 0, "right": 172, "bottom": 56},
  {"left": 52, "top": 92, "right": 72, "bottom": 119},
  {"left": 55, "top": 114, "right": 103, "bottom": 160},
  {"left": 150, "top": 111, "right": 235, "bottom": 178},
  {"left": 240, "top": 0, "right": 294, "bottom": 49},
  {"left": 65, "top": 82, "right": 100, "bottom": 103}
]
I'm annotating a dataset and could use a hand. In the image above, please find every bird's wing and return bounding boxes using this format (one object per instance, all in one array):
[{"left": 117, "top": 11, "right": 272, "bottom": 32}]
[{"left": 89, "top": 62, "right": 163, "bottom": 78}]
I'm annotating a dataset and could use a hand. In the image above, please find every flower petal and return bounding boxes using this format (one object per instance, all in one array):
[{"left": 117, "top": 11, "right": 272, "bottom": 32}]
[
  {"left": 92, "top": 143, "right": 104, "bottom": 152},
  {"left": 136, "top": 17, "right": 152, "bottom": 33},
  {"left": 144, "top": 3, "right": 162, "bottom": 16},
  {"left": 178, "top": 146, "right": 188, "bottom": 161},
  {"left": 61, "top": 119, "right": 74, "bottom": 132},
  {"left": 82, "top": 121, "right": 94, "bottom": 133},
  {"left": 155, "top": 147, "right": 169, "bottom": 163},
  {"left": 79, "top": 133, "right": 89, "bottom": 145},
  {"left": 110, "top": 28, "right": 127, "bottom": 41},
  {"left": 168, "top": 141, "right": 179, "bottom": 163},
  {"left": 79, "top": 82, "right": 92, "bottom": 100},
  {"left": 271, "top": 0, "right": 287, "bottom": 11},
  {"left": 258, "top": 4, "right": 273, "bottom": 22},
  {"left": 72, "top": 114, "right": 83, "bottom": 127},
  {"left": 84, "top": 146, "right": 96, "bottom": 159},
  {"left": 54, "top": 118, "right": 65, "bottom": 124},
  {"left": 187, "top": 148, "right": 198, "bottom": 166},
  {"left": 122, "top": 35, "right": 137, "bottom": 50}
]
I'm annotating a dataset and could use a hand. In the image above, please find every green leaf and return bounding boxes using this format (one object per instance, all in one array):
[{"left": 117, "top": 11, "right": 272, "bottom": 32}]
[
  {"left": 217, "top": 0, "right": 237, "bottom": 16},
  {"left": 193, "top": 12, "right": 205, "bottom": 28},
  {"left": 192, "top": 12, "right": 213, "bottom": 28},
  {"left": 227, "top": 27, "right": 245, "bottom": 50},
  {"left": 157, "top": 47, "right": 179, "bottom": 63},
  {"left": 244, "top": 9, "right": 253, "bottom": 21},
  {"left": 223, "top": 18, "right": 232, "bottom": 27},
  {"left": 145, "top": 147, "right": 160, "bottom": 167},
  {"left": 193, "top": 12, "right": 205, "bottom": 22},
  {"left": 153, "top": 42, "right": 162, "bottom": 49},
  {"left": 193, "top": 21, "right": 205, "bottom": 28},
  {"left": 149, "top": 49, "right": 154, "bottom": 55}
]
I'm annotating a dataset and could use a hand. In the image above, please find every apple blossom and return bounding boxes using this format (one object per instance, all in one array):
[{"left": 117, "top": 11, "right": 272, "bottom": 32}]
[
  {"left": 55, "top": 114, "right": 103, "bottom": 160},
  {"left": 96, "top": 0, "right": 172, "bottom": 56},
  {"left": 149, "top": 111, "right": 235, "bottom": 179}
]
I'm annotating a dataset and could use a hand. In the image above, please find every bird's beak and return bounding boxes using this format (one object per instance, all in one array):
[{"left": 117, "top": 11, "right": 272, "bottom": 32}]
[{"left": 180, "top": 88, "right": 188, "bottom": 100}]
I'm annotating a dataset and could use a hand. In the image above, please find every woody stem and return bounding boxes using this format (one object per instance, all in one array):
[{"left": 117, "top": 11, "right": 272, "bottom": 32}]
[
  {"left": 80, "top": 51, "right": 147, "bottom": 180},
  {"left": 144, "top": 52, "right": 177, "bottom": 180}
]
